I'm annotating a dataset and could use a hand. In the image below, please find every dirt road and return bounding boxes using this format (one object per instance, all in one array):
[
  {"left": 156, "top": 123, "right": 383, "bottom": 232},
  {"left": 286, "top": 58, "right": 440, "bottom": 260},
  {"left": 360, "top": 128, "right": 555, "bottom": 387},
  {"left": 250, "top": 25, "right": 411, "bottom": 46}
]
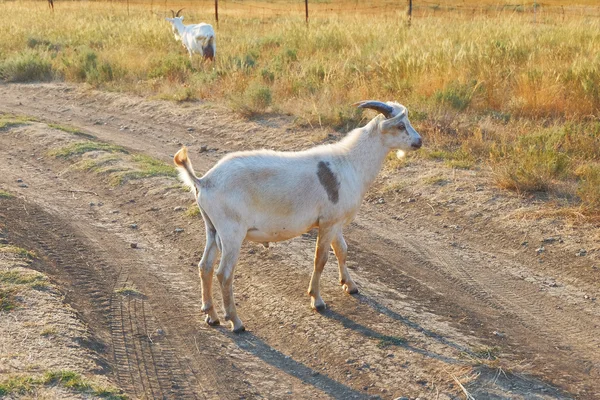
[{"left": 1, "top": 82, "right": 598, "bottom": 399}]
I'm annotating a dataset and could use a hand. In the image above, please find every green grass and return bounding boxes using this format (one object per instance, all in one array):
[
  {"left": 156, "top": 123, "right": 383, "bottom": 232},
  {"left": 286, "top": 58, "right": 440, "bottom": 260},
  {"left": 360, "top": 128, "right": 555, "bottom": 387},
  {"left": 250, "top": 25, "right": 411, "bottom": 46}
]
[
  {"left": 109, "top": 154, "right": 177, "bottom": 185},
  {"left": 0, "top": 271, "right": 45, "bottom": 285},
  {"left": 576, "top": 163, "right": 600, "bottom": 212},
  {"left": 0, "top": 190, "right": 13, "bottom": 199},
  {"left": 0, "top": 244, "right": 36, "bottom": 259},
  {"left": 384, "top": 151, "right": 410, "bottom": 171},
  {"left": 184, "top": 205, "right": 201, "bottom": 218},
  {"left": 423, "top": 149, "right": 475, "bottom": 170},
  {"left": 40, "top": 326, "right": 58, "bottom": 337},
  {"left": 0, "top": 375, "right": 37, "bottom": 395},
  {"left": 0, "top": 50, "right": 53, "bottom": 82},
  {"left": 469, "top": 346, "right": 501, "bottom": 362},
  {"left": 0, "top": 114, "right": 36, "bottom": 130},
  {"left": 423, "top": 176, "right": 448, "bottom": 186},
  {"left": 231, "top": 81, "right": 274, "bottom": 117},
  {"left": 49, "top": 142, "right": 128, "bottom": 158},
  {"left": 0, "top": 288, "right": 17, "bottom": 312},
  {"left": 0, "top": 370, "right": 127, "bottom": 399},
  {"left": 74, "top": 155, "right": 122, "bottom": 173},
  {"left": 51, "top": 140, "right": 176, "bottom": 186},
  {"left": 491, "top": 122, "right": 600, "bottom": 208},
  {"left": 114, "top": 287, "right": 144, "bottom": 297},
  {"left": 0, "top": 269, "right": 49, "bottom": 291},
  {"left": 48, "top": 123, "right": 96, "bottom": 139},
  {"left": 376, "top": 335, "right": 406, "bottom": 349}
]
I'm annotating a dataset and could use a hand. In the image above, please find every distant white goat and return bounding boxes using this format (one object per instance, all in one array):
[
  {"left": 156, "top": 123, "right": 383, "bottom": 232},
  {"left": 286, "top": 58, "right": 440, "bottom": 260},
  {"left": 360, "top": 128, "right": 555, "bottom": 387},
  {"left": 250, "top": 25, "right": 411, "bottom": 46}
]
[
  {"left": 165, "top": 10, "right": 216, "bottom": 61},
  {"left": 174, "top": 101, "right": 422, "bottom": 332}
]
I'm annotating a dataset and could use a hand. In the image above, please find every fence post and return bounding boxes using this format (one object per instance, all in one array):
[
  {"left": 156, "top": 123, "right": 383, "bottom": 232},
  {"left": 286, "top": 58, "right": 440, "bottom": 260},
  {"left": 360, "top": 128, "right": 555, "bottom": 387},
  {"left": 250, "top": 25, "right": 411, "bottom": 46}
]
[
  {"left": 305, "top": 0, "right": 309, "bottom": 24},
  {"left": 215, "top": 0, "right": 219, "bottom": 27},
  {"left": 408, "top": 0, "right": 412, "bottom": 26}
]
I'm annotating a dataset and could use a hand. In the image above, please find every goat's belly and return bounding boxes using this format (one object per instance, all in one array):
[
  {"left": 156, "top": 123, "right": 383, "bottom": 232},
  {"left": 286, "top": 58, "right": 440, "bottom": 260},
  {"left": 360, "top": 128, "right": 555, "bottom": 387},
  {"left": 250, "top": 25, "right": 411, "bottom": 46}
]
[{"left": 245, "top": 224, "right": 315, "bottom": 243}]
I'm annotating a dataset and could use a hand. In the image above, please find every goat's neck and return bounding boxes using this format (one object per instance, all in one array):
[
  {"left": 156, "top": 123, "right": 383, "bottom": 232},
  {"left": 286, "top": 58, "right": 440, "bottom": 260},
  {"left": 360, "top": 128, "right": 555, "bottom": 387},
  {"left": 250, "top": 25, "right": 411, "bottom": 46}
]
[
  {"left": 344, "top": 122, "right": 390, "bottom": 195},
  {"left": 172, "top": 21, "right": 187, "bottom": 36}
]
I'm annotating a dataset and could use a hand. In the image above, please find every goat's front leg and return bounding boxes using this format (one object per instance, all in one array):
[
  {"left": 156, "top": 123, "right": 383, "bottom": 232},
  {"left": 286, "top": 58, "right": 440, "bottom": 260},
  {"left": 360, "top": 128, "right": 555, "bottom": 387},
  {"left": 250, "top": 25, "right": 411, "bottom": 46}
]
[
  {"left": 215, "top": 235, "right": 244, "bottom": 333},
  {"left": 199, "top": 215, "right": 220, "bottom": 325},
  {"left": 308, "top": 227, "right": 336, "bottom": 311},
  {"left": 331, "top": 232, "right": 358, "bottom": 294}
]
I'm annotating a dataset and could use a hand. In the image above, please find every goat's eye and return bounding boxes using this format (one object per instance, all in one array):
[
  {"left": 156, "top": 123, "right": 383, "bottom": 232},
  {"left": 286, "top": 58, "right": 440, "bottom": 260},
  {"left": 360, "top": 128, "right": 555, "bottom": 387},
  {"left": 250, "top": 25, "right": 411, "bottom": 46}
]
[{"left": 398, "top": 123, "right": 406, "bottom": 130}]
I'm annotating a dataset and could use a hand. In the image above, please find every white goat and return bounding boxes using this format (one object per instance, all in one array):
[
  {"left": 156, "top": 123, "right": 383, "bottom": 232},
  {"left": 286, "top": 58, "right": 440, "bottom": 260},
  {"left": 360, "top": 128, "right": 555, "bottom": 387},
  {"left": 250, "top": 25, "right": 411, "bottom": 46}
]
[
  {"left": 174, "top": 101, "right": 422, "bottom": 332},
  {"left": 165, "top": 10, "right": 216, "bottom": 61}
]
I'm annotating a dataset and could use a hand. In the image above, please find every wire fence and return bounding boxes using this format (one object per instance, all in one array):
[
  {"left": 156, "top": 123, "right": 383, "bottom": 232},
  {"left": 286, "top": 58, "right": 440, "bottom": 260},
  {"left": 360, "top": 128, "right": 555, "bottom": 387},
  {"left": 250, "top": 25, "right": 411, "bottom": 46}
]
[{"left": 41, "top": 0, "right": 600, "bottom": 20}]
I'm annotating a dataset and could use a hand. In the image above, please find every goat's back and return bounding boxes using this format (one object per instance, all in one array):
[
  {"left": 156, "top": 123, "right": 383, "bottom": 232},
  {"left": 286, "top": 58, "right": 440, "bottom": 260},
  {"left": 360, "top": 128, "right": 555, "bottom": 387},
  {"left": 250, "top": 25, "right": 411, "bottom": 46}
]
[{"left": 198, "top": 148, "right": 359, "bottom": 240}]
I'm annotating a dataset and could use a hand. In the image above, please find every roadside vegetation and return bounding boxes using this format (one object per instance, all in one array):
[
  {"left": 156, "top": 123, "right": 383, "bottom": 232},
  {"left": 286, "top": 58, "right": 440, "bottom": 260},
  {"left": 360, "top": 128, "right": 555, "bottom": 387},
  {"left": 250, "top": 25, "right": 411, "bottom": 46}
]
[
  {"left": 48, "top": 139, "right": 177, "bottom": 185},
  {"left": 0, "top": 244, "right": 36, "bottom": 260},
  {"left": 0, "top": 1, "right": 598, "bottom": 213},
  {"left": 0, "top": 113, "right": 36, "bottom": 130},
  {"left": 0, "top": 370, "right": 127, "bottom": 399}
]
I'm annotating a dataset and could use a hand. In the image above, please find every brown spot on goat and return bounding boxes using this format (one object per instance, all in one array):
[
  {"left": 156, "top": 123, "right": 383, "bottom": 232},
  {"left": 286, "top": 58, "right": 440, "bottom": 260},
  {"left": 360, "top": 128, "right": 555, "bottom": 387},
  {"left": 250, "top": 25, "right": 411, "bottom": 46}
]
[
  {"left": 202, "top": 42, "right": 215, "bottom": 61},
  {"left": 317, "top": 161, "right": 340, "bottom": 204}
]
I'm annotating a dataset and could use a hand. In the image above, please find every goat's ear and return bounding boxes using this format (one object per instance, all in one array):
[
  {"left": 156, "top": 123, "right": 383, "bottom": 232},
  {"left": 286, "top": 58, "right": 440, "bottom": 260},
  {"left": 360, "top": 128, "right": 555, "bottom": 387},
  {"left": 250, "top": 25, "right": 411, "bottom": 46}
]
[{"left": 380, "top": 109, "right": 407, "bottom": 131}]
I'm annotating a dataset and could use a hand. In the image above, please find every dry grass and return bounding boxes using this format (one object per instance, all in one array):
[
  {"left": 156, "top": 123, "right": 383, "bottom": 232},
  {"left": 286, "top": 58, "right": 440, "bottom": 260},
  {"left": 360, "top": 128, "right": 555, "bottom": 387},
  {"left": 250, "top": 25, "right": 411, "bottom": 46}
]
[{"left": 0, "top": 1, "right": 599, "bottom": 213}]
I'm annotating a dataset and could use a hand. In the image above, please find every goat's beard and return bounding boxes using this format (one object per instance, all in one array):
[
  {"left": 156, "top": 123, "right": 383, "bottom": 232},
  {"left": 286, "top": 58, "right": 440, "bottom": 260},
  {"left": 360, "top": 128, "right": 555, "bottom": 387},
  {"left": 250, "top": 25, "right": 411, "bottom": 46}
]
[{"left": 396, "top": 150, "right": 406, "bottom": 158}]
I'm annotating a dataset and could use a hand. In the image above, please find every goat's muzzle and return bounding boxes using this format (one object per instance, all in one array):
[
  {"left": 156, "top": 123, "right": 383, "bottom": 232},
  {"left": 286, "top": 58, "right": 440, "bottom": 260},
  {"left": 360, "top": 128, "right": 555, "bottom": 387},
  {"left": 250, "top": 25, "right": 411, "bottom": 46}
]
[{"left": 411, "top": 138, "right": 422, "bottom": 149}]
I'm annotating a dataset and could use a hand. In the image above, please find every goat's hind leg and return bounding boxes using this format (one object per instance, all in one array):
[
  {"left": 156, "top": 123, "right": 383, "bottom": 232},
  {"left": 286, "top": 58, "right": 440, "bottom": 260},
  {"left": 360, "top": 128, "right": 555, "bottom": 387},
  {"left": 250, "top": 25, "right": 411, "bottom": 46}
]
[
  {"left": 199, "top": 210, "right": 220, "bottom": 326},
  {"left": 332, "top": 232, "right": 358, "bottom": 294},
  {"left": 215, "top": 232, "right": 245, "bottom": 333}
]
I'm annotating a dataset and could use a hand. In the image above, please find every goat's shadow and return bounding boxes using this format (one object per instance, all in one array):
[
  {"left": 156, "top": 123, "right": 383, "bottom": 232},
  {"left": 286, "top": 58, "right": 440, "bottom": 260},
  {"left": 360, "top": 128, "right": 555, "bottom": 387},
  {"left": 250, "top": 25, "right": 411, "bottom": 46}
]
[
  {"left": 320, "top": 307, "right": 461, "bottom": 365},
  {"left": 351, "top": 293, "right": 474, "bottom": 356},
  {"left": 218, "top": 293, "right": 465, "bottom": 399},
  {"left": 226, "top": 330, "right": 370, "bottom": 400},
  {"left": 219, "top": 293, "right": 568, "bottom": 399},
  {"left": 331, "top": 294, "right": 570, "bottom": 399}
]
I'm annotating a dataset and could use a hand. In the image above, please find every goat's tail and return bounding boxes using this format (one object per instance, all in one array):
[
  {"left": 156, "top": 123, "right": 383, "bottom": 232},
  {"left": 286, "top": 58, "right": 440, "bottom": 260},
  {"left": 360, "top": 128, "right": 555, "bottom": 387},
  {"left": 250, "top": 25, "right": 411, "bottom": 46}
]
[{"left": 174, "top": 147, "right": 201, "bottom": 192}]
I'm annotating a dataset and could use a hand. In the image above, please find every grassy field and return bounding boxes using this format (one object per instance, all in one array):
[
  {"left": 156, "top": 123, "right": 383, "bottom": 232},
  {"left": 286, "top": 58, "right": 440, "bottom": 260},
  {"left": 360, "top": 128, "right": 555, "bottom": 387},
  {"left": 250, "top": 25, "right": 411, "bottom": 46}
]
[{"left": 0, "top": 1, "right": 599, "bottom": 213}]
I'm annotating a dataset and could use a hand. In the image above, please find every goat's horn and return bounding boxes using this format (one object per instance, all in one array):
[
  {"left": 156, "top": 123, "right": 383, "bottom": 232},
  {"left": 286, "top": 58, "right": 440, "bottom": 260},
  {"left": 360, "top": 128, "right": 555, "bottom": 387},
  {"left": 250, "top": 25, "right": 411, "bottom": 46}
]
[
  {"left": 176, "top": 8, "right": 184, "bottom": 17},
  {"left": 354, "top": 101, "right": 394, "bottom": 119},
  {"left": 170, "top": 9, "right": 175, "bottom": 17}
]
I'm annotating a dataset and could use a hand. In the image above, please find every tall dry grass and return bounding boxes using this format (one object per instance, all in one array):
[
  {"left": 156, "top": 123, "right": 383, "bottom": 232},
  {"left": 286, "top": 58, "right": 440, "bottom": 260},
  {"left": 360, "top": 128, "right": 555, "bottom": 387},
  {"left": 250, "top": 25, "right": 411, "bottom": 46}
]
[{"left": 0, "top": 1, "right": 599, "bottom": 212}]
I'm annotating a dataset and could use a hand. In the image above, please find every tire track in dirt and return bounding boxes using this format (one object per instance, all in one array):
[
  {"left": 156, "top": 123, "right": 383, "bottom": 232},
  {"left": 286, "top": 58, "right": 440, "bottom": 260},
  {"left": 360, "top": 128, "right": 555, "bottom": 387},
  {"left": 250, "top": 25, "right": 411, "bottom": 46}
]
[
  {"left": 10, "top": 131, "right": 210, "bottom": 398},
  {"left": 349, "top": 212, "right": 600, "bottom": 392},
  {"left": 2, "top": 198, "right": 201, "bottom": 399},
  {"left": 0, "top": 144, "right": 210, "bottom": 398}
]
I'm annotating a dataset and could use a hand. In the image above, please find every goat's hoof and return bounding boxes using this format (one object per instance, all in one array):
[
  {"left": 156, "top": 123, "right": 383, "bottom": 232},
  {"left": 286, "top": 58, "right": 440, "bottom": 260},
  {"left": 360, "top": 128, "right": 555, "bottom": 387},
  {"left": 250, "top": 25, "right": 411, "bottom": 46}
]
[
  {"left": 205, "top": 315, "right": 220, "bottom": 326},
  {"left": 232, "top": 325, "right": 246, "bottom": 334},
  {"left": 344, "top": 285, "right": 359, "bottom": 295},
  {"left": 312, "top": 303, "right": 326, "bottom": 312}
]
